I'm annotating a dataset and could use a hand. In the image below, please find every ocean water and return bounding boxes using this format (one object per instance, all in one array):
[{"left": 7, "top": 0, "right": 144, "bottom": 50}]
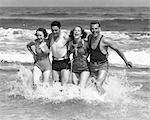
[{"left": 0, "top": 7, "right": 150, "bottom": 120}]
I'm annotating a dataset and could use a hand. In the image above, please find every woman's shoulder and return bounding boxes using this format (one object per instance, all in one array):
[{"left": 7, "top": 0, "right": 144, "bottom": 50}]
[
  {"left": 69, "top": 40, "right": 74, "bottom": 47},
  {"left": 44, "top": 39, "right": 50, "bottom": 49},
  {"left": 27, "top": 40, "right": 36, "bottom": 46}
]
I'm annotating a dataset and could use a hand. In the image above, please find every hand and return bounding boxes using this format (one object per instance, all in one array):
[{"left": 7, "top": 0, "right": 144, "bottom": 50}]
[
  {"left": 39, "top": 42, "right": 47, "bottom": 52},
  {"left": 39, "top": 42, "right": 46, "bottom": 48},
  {"left": 82, "top": 55, "right": 87, "bottom": 58},
  {"left": 126, "top": 61, "right": 132, "bottom": 68}
]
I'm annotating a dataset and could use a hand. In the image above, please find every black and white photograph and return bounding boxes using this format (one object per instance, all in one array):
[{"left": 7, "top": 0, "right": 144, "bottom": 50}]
[{"left": 0, "top": 0, "right": 150, "bottom": 120}]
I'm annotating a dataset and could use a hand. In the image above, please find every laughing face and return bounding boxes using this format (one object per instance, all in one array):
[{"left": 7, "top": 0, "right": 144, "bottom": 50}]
[
  {"left": 90, "top": 23, "right": 101, "bottom": 37},
  {"left": 73, "top": 26, "right": 82, "bottom": 39},
  {"left": 36, "top": 31, "right": 44, "bottom": 41}
]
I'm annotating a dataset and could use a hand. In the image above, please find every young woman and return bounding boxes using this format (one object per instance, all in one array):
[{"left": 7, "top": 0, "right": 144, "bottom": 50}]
[
  {"left": 27, "top": 28, "right": 51, "bottom": 89},
  {"left": 69, "top": 26, "right": 90, "bottom": 89}
]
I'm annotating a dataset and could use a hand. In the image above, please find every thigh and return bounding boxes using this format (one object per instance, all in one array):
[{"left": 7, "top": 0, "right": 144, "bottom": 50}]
[
  {"left": 61, "top": 69, "right": 70, "bottom": 85},
  {"left": 33, "top": 66, "right": 42, "bottom": 84},
  {"left": 80, "top": 71, "right": 90, "bottom": 81},
  {"left": 90, "top": 61, "right": 108, "bottom": 77},
  {"left": 97, "top": 69, "right": 108, "bottom": 83},
  {"left": 52, "top": 70, "right": 60, "bottom": 82},
  {"left": 43, "top": 70, "right": 51, "bottom": 82},
  {"left": 80, "top": 71, "right": 90, "bottom": 88},
  {"left": 72, "top": 72, "right": 79, "bottom": 85}
]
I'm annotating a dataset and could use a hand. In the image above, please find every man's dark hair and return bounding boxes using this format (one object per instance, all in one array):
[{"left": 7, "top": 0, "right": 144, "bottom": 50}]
[
  {"left": 35, "top": 27, "right": 48, "bottom": 38},
  {"left": 90, "top": 20, "right": 101, "bottom": 27},
  {"left": 51, "top": 21, "right": 61, "bottom": 28}
]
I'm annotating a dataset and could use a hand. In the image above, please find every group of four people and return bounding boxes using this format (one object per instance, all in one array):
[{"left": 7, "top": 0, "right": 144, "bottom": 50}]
[{"left": 27, "top": 21, "right": 132, "bottom": 95}]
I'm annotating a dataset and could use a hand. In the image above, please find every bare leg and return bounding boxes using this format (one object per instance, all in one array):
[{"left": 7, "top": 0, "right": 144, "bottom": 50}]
[
  {"left": 79, "top": 71, "right": 90, "bottom": 89},
  {"left": 33, "top": 66, "right": 42, "bottom": 89},
  {"left": 52, "top": 70, "right": 60, "bottom": 83},
  {"left": 96, "top": 70, "right": 107, "bottom": 95},
  {"left": 72, "top": 72, "right": 79, "bottom": 85},
  {"left": 68, "top": 70, "right": 73, "bottom": 84},
  {"left": 68, "top": 59, "right": 73, "bottom": 84},
  {"left": 43, "top": 70, "right": 51, "bottom": 86},
  {"left": 61, "top": 69, "right": 70, "bottom": 86}
]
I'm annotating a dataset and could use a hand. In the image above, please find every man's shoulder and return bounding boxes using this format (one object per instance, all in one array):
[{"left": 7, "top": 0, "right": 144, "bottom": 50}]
[
  {"left": 102, "top": 35, "right": 111, "bottom": 41},
  {"left": 101, "top": 35, "right": 113, "bottom": 45}
]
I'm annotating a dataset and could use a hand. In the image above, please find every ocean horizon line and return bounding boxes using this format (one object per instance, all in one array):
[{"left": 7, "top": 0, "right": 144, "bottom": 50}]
[{"left": 0, "top": 6, "right": 149, "bottom": 8}]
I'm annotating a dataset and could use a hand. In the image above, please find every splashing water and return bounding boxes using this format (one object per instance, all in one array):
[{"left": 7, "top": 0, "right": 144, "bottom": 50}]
[
  {"left": 8, "top": 66, "right": 142, "bottom": 104},
  {"left": 103, "top": 70, "right": 142, "bottom": 103}
]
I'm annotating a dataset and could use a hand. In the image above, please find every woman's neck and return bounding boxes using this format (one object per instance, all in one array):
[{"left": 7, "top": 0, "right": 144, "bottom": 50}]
[{"left": 74, "top": 37, "right": 81, "bottom": 44}]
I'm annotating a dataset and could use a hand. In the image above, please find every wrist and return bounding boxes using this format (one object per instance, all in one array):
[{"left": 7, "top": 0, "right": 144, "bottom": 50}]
[
  {"left": 32, "top": 53, "right": 35, "bottom": 56},
  {"left": 125, "top": 61, "right": 128, "bottom": 65}
]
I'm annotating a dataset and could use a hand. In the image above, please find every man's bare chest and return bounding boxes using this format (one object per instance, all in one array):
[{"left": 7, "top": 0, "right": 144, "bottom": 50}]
[{"left": 91, "top": 38, "right": 100, "bottom": 50}]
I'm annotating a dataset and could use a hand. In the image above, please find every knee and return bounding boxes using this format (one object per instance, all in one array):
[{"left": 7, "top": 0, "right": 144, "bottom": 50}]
[
  {"left": 61, "top": 70, "right": 70, "bottom": 79},
  {"left": 53, "top": 76, "right": 59, "bottom": 82}
]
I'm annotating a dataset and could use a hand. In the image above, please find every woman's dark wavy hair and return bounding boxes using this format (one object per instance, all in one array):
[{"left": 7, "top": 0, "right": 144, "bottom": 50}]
[
  {"left": 69, "top": 26, "right": 87, "bottom": 40},
  {"left": 35, "top": 28, "right": 48, "bottom": 38}
]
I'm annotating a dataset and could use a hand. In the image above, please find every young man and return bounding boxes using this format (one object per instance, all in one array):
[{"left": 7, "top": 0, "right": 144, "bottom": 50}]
[
  {"left": 48, "top": 21, "right": 70, "bottom": 86},
  {"left": 88, "top": 21, "right": 132, "bottom": 95}
]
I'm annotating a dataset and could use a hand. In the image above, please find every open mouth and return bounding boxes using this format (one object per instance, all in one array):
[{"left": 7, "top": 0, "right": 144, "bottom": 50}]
[{"left": 74, "top": 33, "right": 80, "bottom": 37}]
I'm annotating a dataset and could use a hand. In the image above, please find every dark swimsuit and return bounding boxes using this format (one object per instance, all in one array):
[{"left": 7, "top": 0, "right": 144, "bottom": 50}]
[
  {"left": 52, "top": 57, "right": 70, "bottom": 71},
  {"left": 70, "top": 39, "right": 89, "bottom": 73},
  {"left": 34, "top": 39, "right": 51, "bottom": 72},
  {"left": 89, "top": 35, "right": 108, "bottom": 74}
]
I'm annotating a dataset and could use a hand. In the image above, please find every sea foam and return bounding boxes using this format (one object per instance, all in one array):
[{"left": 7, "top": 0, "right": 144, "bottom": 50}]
[
  {"left": 8, "top": 66, "right": 142, "bottom": 104},
  {"left": 0, "top": 27, "right": 150, "bottom": 67}
]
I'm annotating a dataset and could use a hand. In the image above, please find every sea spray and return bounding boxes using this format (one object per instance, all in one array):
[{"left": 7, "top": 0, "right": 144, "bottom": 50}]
[
  {"left": 8, "top": 65, "right": 34, "bottom": 99},
  {"left": 8, "top": 66, "right": 142, "bottom": 105},
  {"left": 104, "top": 69, "right": 142, "bottom": 103}
]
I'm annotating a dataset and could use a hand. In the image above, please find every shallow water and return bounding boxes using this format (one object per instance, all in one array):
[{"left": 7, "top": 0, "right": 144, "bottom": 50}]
[{"left": 0, "top": 64, "right": 150, "bottom": 120}]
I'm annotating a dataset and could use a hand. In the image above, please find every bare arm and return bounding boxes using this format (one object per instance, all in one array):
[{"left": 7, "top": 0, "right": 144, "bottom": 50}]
[
  {"left": 103, "top": 37, "right": 132, "bottom": 68},
  {"left": 63, "top": 31, "right": 71, "bottom": 43},
  {"left": 26, "top": 42, "right": 36, "bottom": 56},
  {"left": 47, "top": 33, "right": 54, "bottom": 48},
  {"left": 27, "top": 41, "right": 39, "bottom": 62}
]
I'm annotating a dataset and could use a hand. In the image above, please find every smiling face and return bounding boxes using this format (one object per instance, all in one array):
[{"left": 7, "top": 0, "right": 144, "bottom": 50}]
[
  {"left": 73, "top": 26, "right": 82, "bottom": 39},
  {"left": 90, "top": 23, "right": 101, "bottom": 37},
  {"left": 36, "top": 31, "right": 44, "bottom": 41},
  {"left": 51, "top": 26, "right": 60, "bottom": 38}
]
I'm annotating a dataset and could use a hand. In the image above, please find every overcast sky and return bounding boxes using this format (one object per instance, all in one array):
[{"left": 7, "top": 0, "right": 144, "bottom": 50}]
[{"left": 0, "top": 0, "right": 149, "bottom": 7}]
